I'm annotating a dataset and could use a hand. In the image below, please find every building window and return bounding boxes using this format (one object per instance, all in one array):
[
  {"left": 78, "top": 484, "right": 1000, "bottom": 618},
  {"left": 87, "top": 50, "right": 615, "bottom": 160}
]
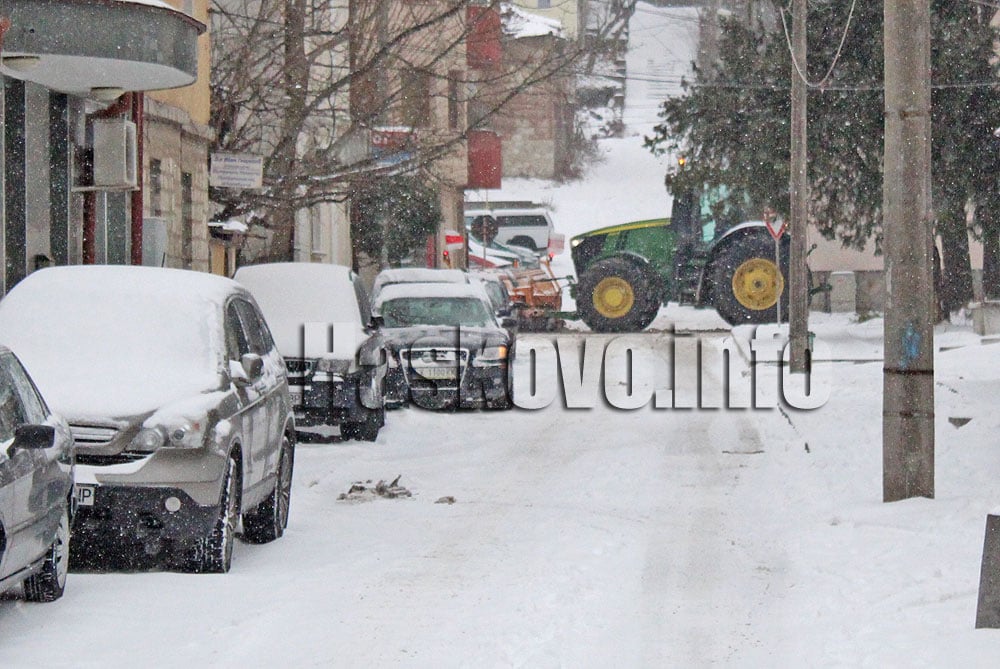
[
  {"left": 181, "top": 171, "right": 193, "bottom": 268},
  {"left": 150, "top": 158, "right": 162, "bottom": 217},
  {"left": 400, "top": 68, "right": 431, "bottom": 128}
]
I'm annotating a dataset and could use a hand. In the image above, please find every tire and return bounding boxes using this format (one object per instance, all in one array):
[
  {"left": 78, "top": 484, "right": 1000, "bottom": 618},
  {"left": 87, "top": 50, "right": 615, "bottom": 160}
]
[
  {"left": 23, "top": 503, "right": 70, "bottom": 602},
  {"left": 341, "top": 405, "right": 384, "bottom": 441},
  {"left": 242, "top": 434, "right": 294, "bottom": 544},
  {"left": 710, "top": 235, "right": 789, "bottom": 326},
  {"left": 190, "top": 456, "right": 240, "bottom": 574},
  {"left": 576, "top": 257, "right": 661, "bottom": 332}
]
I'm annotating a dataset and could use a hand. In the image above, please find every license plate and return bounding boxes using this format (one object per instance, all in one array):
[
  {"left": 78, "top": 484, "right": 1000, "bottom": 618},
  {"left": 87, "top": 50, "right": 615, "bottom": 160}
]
[
  {"left": 413, "top": 366, "right": 457, "bottom": 380},
  {"left": 288, "top": 386, "right": 303, "bottom": 406},
  {"left": 74, "top": 484, "right": 97, "bottom": 507}
]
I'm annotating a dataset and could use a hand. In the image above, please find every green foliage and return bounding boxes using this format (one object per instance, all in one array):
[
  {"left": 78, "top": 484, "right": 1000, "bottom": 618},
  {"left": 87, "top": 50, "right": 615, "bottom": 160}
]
[
  {"left": 350, "top": 175, "right": 441, "bottom": 266},
  {"left": 644, "top": 1, "right": 1000, "bottom": 256}
]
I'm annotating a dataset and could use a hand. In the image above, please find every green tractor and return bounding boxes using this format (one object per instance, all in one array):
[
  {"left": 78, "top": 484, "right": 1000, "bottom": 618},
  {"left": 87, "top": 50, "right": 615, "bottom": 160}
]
[{"left": 569, "top": 215, "right": 791, "bottom": 332}]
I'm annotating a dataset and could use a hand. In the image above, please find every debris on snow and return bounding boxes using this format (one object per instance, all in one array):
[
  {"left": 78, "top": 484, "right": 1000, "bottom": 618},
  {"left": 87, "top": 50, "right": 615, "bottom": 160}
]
[
  {"left": 435, "top": 496, "right": 456, "bottom": 504},
  {"left": 338, "top": 475, "right": 412, "bottom": 501}
]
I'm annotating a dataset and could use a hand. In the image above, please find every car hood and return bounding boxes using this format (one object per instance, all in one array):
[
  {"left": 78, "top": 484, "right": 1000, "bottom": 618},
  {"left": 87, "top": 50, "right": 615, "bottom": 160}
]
[{"left": 381, "top": 326, "right": 509, "bottom": 352}]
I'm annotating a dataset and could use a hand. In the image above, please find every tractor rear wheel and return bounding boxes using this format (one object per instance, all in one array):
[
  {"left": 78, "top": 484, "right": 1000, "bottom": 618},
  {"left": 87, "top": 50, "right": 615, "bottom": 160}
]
[
  {"left": 577, "top": 258, "right": 660, "bottom": 332},
  {"left": 711, "top": 236, "right": 789, "bottom": 325}
]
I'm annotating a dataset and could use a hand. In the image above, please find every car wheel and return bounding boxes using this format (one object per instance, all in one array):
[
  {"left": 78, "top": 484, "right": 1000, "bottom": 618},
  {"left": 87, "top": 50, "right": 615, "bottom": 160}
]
[
  {"left": 711, "top": 236, "right": 789, "bottom": 326},
  {"left": 190, "top": 455, "right": 239, "bottom": 573},
  {"left": 576, "top": 257, "right": 661, "bottom": 333},
  {"left": 242, "top": 433, "right": 294, "bottom": 544},
  {"left": 23, "top": 502, "right": 70, "bottom": 602},
  {"left": 341, "top": 405, "right": 384, "bottom": 441}
]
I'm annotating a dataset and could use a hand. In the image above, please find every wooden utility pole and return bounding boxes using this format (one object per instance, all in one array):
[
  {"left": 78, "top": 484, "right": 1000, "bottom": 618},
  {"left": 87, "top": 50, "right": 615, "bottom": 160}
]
[
  {"left": 883, "top": 0, "right": 934, "bottom": 501},
  {"left": 788, "top": 0, "right": 809, "bottom": 373}
]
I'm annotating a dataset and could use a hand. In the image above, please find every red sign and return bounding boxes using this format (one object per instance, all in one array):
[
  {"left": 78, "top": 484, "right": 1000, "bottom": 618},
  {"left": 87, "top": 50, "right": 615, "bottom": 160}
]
[
  {"left": 766, "top": 219, "right": 787, "bottom": 240},
  {"left": 762, "top": 207, "right": 786, "bottom": 240}
]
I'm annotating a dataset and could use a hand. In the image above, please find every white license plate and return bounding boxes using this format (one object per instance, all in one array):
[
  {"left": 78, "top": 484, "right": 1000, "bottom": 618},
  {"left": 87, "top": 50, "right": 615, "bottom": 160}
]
[
  {"left": 413, "top": 366, "right": 458, "bottom": 380},
  {"left": 288, "top": 386, "right": 303, "bottom": 405},
  {"left": 74, "top": 484, "right": 97, "bottom": 507}
]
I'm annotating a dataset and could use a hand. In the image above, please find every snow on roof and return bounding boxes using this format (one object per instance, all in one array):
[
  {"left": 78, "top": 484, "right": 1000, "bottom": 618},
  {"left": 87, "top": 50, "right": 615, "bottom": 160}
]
[
  {"left": 373, "top": 281, "right": 490, "bottom": 309},
  {"left": 372, "top": 268, "right": 470, "bottom": 296},
  {"left": 209, "top": 220, "right": 249, "bottom": 233},
  {"left": 502, "top": 2, "right": 565, "bottom": 39},
  {"left": 0, "top": 266, "right": 239, "bottom": 419},
  {"left": 234, "top": 263, "right": 365, "bottom": 359}
]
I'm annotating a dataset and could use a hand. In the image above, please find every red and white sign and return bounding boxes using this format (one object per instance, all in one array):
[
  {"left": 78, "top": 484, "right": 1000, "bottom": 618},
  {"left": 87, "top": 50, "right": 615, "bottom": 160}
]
[
  {"left": 762, "top": 207, "right": 786, "bottom": 240},
  {"left": 766, "top": 219, "right": 787, "bottom": 240},
  {"left": 444, "top": 230, "right": 464, "bottom": 249}
]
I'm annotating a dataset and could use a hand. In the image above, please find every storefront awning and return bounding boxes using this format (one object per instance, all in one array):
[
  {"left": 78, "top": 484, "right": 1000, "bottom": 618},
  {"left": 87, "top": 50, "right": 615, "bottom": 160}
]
[{"left": 0, "top": 0, "right": 204, "bottom": 95}]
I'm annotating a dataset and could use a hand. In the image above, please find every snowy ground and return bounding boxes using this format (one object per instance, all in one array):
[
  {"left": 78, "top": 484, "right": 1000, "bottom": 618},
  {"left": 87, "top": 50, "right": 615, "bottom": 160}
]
[{"left": 3, "top": 4, "right": 1000, "bottom": 667}]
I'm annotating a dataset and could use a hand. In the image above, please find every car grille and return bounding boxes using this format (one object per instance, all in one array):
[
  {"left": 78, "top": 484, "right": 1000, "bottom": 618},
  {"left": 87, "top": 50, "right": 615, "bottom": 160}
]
[
  {"left": 70, "top": 424, "right": 119, "bottom": 447},
  {"left": 401, "top": 348, "right": 469, "bottom": 387},
  {"left": 76, "top": 453, "right": 148, "bottom": 466},
  {"left": 285, "top": 358, "right": 314, "bottom": 379}
]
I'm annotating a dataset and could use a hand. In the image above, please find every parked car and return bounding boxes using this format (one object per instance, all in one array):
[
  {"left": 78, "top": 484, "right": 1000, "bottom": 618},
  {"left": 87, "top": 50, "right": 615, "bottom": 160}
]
[
  {"left": 234, "top": 263, "right": 388, "bottom": 441},
  {"left": 467, "top": 232, "right": 541, "bottom": 270},
  {"left": 373, "top": 282, "right": 514, "bottom": 410},
  {"left": 0, "top": 346, "right": 74, "bottom": 601},
  {"left": 464, "top": 202, "right": 557, "bottom": 254},
  {"left": 370, "top": 267, "right": 470, "bottom": 307},
  {"left": 468, "top": 270, "right": 513, "bottom": 318},
  {"left": 0, "top": 266, "right": 295, "bottom": 573}
]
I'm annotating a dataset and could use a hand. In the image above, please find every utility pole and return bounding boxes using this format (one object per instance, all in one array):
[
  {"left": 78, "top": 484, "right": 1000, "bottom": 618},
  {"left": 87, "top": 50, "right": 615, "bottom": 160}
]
[
  {"left": 788, "top": 0, "right": 809, "bottom": 374},
  {"left": 883, "top": 0, "right": 934, "bottom": 502}
]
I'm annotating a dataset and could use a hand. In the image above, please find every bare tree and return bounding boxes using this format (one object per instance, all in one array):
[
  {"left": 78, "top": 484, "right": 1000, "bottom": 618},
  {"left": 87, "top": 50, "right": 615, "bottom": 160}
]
[{"left": 209, "top": 0, "right": 637, "bottom": 261}]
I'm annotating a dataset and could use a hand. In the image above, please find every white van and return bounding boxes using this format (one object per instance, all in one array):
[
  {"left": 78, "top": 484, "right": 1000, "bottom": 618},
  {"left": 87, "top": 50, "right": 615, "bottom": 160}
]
[{"left": 464, "top": 201, "right": 556, "bottom": 254}]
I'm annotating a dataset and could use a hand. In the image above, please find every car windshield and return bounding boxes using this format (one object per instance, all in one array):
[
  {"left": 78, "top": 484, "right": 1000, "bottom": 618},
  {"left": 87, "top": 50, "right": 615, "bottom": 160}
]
[{"left": 380, "top": 297, "right": 494, "bottom": 328}]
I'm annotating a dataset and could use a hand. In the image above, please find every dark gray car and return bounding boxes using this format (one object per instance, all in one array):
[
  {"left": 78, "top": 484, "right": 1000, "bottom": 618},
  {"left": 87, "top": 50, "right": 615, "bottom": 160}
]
[
  {"left": 0, "top": 266, "right": 295, "bottom": 573},
  {"left": 0, "top": 346, "right": 74, "bottom": 601}
]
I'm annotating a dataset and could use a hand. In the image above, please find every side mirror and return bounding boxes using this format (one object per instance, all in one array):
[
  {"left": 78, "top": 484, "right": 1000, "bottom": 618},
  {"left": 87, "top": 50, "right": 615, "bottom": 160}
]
[
  {"left": 232, "top": 353, "right": 264, "bottom": 386},
  {"left": 11, "top": 424, "right": 55, "bottom": 451},
  {"left": 369, "top": 315, "right": 384, "bottom": 330},
  {"left": 496, "top": 306, "right": 512, "bottom": 317}
]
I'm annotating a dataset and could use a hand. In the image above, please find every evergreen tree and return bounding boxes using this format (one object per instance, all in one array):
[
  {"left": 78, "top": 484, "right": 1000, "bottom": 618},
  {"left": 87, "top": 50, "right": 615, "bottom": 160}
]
[{"left": 645, "top": 1, "right": 1000, "bottom": 309}]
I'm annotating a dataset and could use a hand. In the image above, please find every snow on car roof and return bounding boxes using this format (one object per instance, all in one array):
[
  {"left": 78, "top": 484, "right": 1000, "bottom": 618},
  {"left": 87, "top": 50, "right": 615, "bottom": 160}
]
[
  {"left": 372, "top": 268, "right": 469, "bottom": 296},
  {"left": 234, "top": 262, "right": 365, "bottom": 359},
  {"left": 373, "top": 281, "right": 491, "bottom": 309},
  {"left": 0, "top": 265, "right": 237, "bottom": 420}
]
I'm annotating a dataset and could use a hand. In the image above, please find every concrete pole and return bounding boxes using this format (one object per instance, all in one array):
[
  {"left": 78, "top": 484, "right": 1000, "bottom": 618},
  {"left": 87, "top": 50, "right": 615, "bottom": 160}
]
[
  {"left": 788, "top": 0, "right": 809, "bottom": 374},
  {"left": 883, "top": 0, "right": 934, "bottom": 502}
]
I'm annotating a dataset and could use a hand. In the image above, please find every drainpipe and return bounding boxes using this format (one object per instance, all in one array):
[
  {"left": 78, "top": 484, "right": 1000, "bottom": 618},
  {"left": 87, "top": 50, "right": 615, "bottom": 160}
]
[{"left": 130, "top": 92, "right": 144, "bottom": 265}]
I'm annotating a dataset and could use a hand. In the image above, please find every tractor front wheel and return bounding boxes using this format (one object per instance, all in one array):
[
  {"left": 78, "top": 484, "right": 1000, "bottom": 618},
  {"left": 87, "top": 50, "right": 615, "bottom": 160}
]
[{"left": 577, "top": 258, "right": 661, "bottom": 332}]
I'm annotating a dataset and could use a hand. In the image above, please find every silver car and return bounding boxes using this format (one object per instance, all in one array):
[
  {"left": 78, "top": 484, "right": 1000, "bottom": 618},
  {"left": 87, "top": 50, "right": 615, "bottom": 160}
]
[
  {"left": 0, "top": 266, "right": 295, "bottom": 573},
  {"left": 0, "top": 346, "right": 74, "bottom": 600}
]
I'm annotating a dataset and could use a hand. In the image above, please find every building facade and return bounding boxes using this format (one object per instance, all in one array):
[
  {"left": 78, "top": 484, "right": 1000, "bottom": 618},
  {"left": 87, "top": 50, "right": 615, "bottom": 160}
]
[{"left": 0, "top": 0, "right": 203, "bottom": 296}]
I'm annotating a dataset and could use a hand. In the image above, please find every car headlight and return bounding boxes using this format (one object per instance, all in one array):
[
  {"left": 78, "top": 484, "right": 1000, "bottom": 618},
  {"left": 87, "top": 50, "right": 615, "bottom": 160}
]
[
  {"left": 474, "top": 345, "right": 508, "bottom": 367},
  {"left": 129, "top": 419, "right": 206, "bottom": 453}
]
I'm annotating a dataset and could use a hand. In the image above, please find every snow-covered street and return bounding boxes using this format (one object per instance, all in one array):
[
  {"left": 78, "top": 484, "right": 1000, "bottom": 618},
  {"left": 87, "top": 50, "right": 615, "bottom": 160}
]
[{"left": 3, "top": 314, "right": 1000, "bottom": 666}]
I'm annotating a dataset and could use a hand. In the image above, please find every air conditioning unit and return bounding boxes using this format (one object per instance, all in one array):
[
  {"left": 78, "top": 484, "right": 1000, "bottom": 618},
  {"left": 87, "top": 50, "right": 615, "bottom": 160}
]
[{"left": 92, "top": 119, "right": 137, "bottom": 189}]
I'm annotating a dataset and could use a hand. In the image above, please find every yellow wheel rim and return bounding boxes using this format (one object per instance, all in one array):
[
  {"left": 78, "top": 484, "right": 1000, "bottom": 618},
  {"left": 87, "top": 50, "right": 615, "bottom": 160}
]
[
  {"left": 593, "top": 277, "right": 635, "bottom": 318},
  {"left": 732, "top": 258, "right": 784, "bottom": 310}
]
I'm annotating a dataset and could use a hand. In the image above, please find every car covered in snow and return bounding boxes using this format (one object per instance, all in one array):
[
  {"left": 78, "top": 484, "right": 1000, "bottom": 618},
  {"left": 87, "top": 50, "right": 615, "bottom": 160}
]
[
  {"left": 0, "top": 266, "right": 295, "bottom": 573},
  {"left": 370, "top": 267, "right": 471, "bottom": 307},
  {"left": 0, "top": 346, "right": 74, "bottom": 601},
  {"left": 234, "top": 262, "right": 388, "bottom": 441},
  {"left": 373, "top": 282, "right": 513, "bottom": 410}
]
